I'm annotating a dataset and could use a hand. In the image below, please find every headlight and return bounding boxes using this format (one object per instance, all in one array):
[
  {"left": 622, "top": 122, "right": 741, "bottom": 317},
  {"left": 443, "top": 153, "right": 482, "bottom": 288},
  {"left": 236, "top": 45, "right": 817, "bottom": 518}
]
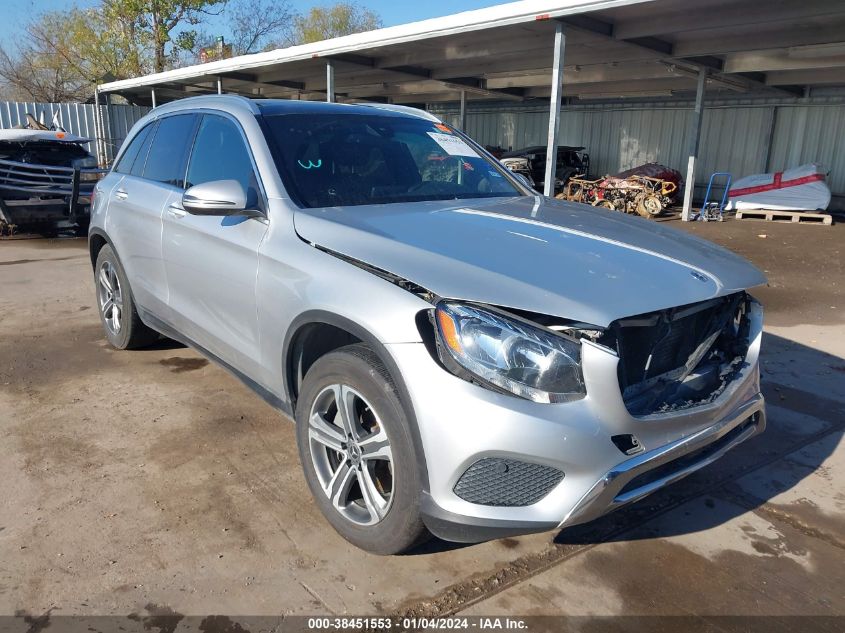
[{"left": 434, "top": 302, "right": 585, "bottom": 403}]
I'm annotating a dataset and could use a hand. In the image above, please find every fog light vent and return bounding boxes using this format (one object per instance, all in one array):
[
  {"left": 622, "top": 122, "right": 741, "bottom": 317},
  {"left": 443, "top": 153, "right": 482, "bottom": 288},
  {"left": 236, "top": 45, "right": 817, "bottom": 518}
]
[{"left": 453, "top": 458, "right": 564, "bottom": 506}]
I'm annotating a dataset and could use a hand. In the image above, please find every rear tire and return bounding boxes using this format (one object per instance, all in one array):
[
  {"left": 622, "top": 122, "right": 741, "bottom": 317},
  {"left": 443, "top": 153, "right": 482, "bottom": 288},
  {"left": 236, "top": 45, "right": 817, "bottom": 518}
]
[
  {"left": 94, "top": 245, "right": 159, "bottom": 349},
  {"left": 295, "top": 344, "right": 429, "bottom": 555}
]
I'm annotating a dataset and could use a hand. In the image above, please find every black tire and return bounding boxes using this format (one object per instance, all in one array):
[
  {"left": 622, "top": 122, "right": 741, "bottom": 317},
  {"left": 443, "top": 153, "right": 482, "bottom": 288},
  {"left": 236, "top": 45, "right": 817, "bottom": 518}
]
[
  {"left": 295, "top": 344, "right": 429, "bottom": 555},
  {"left": 94, "top": 244, "right": 159, "bottom": 349}
]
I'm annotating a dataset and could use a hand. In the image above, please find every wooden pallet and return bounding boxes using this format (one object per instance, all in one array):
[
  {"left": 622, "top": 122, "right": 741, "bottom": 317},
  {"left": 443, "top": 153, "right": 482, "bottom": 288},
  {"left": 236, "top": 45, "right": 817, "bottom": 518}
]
[{"left": 735, "top": 209, "right": 833, "bottom": 225}]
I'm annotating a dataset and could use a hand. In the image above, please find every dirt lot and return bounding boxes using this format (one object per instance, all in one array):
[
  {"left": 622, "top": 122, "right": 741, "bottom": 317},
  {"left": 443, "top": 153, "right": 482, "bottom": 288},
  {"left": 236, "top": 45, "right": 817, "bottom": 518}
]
[{"left": 0, "top": 218, "right": 843, "bottom": 627}]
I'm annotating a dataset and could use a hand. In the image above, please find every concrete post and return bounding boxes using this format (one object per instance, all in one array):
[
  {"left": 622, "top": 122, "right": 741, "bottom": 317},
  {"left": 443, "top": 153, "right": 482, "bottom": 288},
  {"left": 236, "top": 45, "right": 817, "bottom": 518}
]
[
  {"left": 544, "top": 22, "right": 566, "bottom": 197},
  {"left": 681, "top": 68, "right": 707, "bottom": 221}
]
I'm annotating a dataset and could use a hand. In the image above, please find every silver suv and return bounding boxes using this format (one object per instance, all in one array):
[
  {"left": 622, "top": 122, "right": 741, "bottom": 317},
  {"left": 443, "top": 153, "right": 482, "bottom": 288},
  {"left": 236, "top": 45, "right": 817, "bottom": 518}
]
[{"left": 89, "top": 96, "right": 766, "bottom": 554}]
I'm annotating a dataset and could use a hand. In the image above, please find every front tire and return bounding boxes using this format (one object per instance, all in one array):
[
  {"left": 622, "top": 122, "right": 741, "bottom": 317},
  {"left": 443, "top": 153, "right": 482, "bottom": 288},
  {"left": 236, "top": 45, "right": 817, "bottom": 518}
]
[
  {"left": 295, "top": 344, "right": 429, "bottom": 554},
  {"left": 94, "top": 245, "right": 158, "bottom": 349}
]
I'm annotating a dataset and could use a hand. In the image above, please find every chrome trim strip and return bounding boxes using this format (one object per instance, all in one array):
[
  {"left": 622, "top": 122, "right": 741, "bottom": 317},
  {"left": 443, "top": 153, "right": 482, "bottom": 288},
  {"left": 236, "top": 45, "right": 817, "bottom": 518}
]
[{"left": 560, "top": 392, "right": 766, "bottom": 527}]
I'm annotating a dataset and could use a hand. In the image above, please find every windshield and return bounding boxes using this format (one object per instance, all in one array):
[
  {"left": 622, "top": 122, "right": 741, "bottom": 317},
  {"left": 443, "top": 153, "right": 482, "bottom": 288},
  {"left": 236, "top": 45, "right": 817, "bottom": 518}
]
[{"left": 262, "top": 113, "right": 523, "bottom": 208}]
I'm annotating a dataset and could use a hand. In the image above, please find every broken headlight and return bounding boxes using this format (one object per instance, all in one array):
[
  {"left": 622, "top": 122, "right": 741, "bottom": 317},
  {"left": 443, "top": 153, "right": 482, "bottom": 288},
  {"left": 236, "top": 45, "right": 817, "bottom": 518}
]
[{"left": 434, "top": 302, "right": 585, "bottom": 403}]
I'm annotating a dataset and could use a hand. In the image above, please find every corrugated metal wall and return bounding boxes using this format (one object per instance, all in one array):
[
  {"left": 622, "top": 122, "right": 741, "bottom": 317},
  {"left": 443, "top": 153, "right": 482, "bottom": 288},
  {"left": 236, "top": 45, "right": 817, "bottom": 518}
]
[
  {"left": 0, "top": 101, "right": 150, "bottom": 164},
  {"left": 432, "top": 97, "right": 845, "bottom": 201}
]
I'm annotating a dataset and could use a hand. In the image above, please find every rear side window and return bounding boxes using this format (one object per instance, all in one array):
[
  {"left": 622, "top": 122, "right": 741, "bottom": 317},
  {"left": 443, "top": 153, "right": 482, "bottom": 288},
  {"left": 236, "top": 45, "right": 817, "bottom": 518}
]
[
  {"left": 142, "top": 114, "right": 198, "bottom": 188},
  {"left": 129, "top": 122, "right": 156, "bottom": 178},
  {"left": 113, "top": 123, "right": 153, "bottom": 175},
  {"left": 186, "top": 115, "right": 259, "bottom": 203}
]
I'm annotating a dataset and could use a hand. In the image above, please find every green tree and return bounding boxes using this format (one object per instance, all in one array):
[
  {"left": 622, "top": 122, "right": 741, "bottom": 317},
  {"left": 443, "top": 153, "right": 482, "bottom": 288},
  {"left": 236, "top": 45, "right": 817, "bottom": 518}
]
[
  {"left": 293, "top": 2, "right": 381, "bottom": 44},
  {"left": 0, "top": 7, "right": 149, "bottom": 101},
  {"left": 107, "top": 0, "right": 228, "bottom": 72}
]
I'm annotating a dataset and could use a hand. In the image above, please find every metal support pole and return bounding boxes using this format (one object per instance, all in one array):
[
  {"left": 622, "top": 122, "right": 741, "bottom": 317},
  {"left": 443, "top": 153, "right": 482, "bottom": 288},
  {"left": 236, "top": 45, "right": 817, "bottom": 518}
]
[
  {"left": 103, "top": 92, "right": 113, "bottom": 164},
  {"left": 217, "top": 77, "right": 223, "bottom": 94},
  {"left": 93, "top": 87, "right": 103, "bottom": 167},
  {"left": 543, "top": 23, "right": 566, "bottom": 197},
  {"left": 681, "top": 68, "right": 707, "bottom": 221},
  {"left": 459, "top": 90, "right": 467, "bottom": 130},
  {"left": 151, "top": 88, "right": 158, "bottom": 108},
  {"left": 326, "top": 62, "right": 335, "bottom": 103}
]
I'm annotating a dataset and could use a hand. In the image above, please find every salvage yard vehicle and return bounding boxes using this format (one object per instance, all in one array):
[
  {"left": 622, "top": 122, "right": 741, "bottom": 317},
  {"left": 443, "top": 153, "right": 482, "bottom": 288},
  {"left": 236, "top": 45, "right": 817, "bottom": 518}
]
[
  {"left": 89, "top": 95, "right": 767, "bottom": 554},
  {"left": 499, "top": 145, "right": 590, "bottom": 194},
  {"left": 0, "top": 120, "right": 104, "bottom": 235}
]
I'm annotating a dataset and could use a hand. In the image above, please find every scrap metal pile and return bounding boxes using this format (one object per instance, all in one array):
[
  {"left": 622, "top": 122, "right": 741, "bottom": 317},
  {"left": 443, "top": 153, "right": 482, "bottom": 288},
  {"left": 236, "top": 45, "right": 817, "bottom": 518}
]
[{"left": 559, "top": 173, "right": 678, "bottom": 218}]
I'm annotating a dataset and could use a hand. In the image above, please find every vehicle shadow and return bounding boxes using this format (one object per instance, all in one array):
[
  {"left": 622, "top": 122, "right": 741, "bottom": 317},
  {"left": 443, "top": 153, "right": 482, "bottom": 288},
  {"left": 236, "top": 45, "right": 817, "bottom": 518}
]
[
  {"left": 554, "top": 332, "right": 845, "bottom": 546},
  {"left": 144, "top": 337, "right": 188, "bottom": 351}
]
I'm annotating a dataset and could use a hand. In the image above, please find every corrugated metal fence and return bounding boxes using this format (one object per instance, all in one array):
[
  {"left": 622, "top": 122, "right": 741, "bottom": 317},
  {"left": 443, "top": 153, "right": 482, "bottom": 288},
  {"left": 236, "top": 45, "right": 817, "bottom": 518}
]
[
  {"left": 432, "top": 95, "right": 845, "bottom": 203},
  {"left": 0, "top": 101, "right": 150, "bottom": 165}
]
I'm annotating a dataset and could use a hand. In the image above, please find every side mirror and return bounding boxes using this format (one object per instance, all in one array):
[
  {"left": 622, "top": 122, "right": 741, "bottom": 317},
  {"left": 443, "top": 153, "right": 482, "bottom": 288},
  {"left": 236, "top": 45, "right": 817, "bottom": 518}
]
[
  {"left": 511, "top": 172, "right": 531, "bottom": 189},
  {"left": 512, "top": 173, "right": 535, "bottom": 190},
  {"left": 182, "top": 179, "right": 253, "bottom": 216}
]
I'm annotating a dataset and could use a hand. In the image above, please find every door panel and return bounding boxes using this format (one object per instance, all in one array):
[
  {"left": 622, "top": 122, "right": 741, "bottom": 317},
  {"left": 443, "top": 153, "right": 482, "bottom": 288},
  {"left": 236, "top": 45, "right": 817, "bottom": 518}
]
[
  {"left": 162, "top": 113, "right": 268, "bottom": 377},
  {"left": 162, "top": 203, "right": 268, "bottom": 375},
  {"left": 108, "top": 175, "right": 171, "bottom": 313}
]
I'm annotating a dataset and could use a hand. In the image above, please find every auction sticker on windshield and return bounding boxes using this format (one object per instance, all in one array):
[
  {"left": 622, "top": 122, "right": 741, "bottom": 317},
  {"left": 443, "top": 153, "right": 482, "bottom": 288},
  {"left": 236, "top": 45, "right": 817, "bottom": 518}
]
[{"left": 427, "top": 132, "right": 479, "bottom": 157}]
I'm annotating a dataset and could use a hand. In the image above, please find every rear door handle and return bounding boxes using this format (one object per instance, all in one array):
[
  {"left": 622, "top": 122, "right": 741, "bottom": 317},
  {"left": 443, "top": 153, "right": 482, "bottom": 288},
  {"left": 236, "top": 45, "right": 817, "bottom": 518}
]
[
  {"left": 114, "top": 189, "right": 128, "bottom": 200},
  {"left": 167, "top": 203, "right": 187, "bottom": 218}
]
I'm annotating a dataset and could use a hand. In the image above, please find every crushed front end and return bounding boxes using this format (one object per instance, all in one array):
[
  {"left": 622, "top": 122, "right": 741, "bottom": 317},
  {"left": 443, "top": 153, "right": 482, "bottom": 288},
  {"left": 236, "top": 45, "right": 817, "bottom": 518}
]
[{"left": 388, "top": 293, "right": 765, "bottom": 542}]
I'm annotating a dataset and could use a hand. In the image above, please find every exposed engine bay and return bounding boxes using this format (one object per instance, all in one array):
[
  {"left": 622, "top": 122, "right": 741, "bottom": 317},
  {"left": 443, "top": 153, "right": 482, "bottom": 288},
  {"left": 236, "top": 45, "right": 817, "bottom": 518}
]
[
  {"left": 513, "top": 292, "right": 752, "bottom": 415},
  {"left": 599, "top": 292, "right": 751, "bottom": 415}
]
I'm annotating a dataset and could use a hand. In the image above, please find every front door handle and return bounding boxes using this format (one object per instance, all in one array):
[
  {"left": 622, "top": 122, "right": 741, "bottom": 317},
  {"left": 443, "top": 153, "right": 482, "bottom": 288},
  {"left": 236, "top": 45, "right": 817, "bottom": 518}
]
[
  {"left": 167, "top": 203, "right": 187, "bottom": 218},
  {"left": 114, "top": 189, "right": 128, "bottom": 200}
]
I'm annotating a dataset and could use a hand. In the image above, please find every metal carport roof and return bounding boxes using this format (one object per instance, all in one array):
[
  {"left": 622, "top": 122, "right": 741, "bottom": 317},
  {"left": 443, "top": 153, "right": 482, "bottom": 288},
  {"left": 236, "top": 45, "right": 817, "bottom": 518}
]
[
  {"left": 97, "top": 0, "right": 845, "bottom": 106},
  {"left": 96, "top": 0, "right": 845, "bottom": 212}
]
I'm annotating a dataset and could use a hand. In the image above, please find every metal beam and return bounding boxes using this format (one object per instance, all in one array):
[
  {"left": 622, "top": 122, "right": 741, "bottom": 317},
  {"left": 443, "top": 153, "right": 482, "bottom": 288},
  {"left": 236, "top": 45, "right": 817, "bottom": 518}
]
[
  {"left": 555, "top": 12, "right": 811, "bottom": 96},
  {"left": 765, "top": 67, "right": 845, "bottom": 85},
  {"left": 673, "top": 19, "right": 845, "bottom": 57},
  {"left": 93, "top": 88, "right": 104, "bottom": 167},
  {"left": 220, "top": 71, "right": 305, "bottom": 91},
  {"left": 544, "top": 22, "right": 565, "bottom": 198},
  {"left": 725, "top": 49, "right": 845, "bottom": 73},
  {"left": 326, "top": 61, "right": 335, "bottom": 102},
  {"left": 459, "top": 90, "right": 467, "bottom": 130},
  {"left": 613, "top": 0, "right": 845, "bottom": 41},
  {"left": 151, "top": 88, "right": 157, "bottom": 108},
  {"left": 681, "top": 68, "right": 707, "bottom": 222},
  {"left": 329, "top": 54, "right": 525, "bottom": 101}
]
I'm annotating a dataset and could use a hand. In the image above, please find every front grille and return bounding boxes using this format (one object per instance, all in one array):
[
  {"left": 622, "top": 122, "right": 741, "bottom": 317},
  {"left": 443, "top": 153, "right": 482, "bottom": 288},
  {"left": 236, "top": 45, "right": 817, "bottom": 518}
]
[
  {"left": 600, "top": 292, "right": 751, "bottom": 416},
  {"left": 453, "top": 458, "right": 564, "bottom": 506}
]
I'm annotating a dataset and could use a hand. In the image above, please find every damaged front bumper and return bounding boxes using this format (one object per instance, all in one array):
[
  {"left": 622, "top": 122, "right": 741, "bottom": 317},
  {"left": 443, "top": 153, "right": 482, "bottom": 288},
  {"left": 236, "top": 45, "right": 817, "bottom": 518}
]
[{"left": 387, "top": 299, "right": 765, "bottom": 543}]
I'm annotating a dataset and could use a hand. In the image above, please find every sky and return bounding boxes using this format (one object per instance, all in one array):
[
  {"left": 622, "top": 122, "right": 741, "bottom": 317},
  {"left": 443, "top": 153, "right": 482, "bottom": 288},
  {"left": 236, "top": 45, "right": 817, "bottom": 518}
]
[{"left": 0, "top": 0, "right": 504, "bottom": 46}]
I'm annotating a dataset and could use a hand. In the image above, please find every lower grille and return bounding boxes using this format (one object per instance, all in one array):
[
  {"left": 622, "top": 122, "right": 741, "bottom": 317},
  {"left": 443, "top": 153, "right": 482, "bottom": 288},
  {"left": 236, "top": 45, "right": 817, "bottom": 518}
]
[
  {"left": 453, "top": 458, "right": 564, "bottom": 507},
  {"left": 616, "top": 415, "right": 758, "bottom": 499}
]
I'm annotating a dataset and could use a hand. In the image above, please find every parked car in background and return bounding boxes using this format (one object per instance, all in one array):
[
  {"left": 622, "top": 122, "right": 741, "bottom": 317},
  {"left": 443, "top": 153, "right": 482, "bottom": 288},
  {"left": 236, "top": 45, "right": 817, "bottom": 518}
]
[
  {"left": 500, "top": 145, "right": 590, "bottom": 193},
  {"left": 0, "top": 116, "right": 104, "bottom": 235},
  {"left": 89, "top": 95, "right": 767, "bottom": 555}
]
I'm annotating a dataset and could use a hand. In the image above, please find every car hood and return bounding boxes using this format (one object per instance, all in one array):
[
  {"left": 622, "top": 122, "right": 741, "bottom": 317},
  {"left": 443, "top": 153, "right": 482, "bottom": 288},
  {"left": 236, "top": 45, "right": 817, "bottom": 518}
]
[{"left": 293, "top": 196, "right": 766, "bottom": 327}]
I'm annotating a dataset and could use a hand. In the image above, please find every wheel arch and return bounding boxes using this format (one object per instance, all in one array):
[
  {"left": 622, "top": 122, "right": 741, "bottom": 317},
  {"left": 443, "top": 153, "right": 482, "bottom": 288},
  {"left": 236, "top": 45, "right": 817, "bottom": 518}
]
[
  {"left": 283, "top": 310, "right": 430, "bottom": 492},
  {"left": 88, "top": 227, "right": 112, "bottom": 270}
]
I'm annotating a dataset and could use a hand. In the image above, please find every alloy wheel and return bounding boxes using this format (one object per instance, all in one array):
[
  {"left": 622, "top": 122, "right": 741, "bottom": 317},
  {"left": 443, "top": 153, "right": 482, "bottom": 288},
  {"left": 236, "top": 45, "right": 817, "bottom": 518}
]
[
  {"left": 97, "top": 260, "right": 123, "bottom": 336},
  {"left": 307, "top": 384, "right": 394, "bottom": 526}
]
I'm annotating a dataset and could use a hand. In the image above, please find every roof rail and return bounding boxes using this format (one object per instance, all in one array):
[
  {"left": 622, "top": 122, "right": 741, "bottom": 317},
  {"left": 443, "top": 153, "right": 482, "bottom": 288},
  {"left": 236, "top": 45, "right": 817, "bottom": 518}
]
[
  {"left": 150, "top": 94, "right": 261, "bottom": 115},
  {"left": 358, "top": 102, "right": 441, "bottom": 122}
]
